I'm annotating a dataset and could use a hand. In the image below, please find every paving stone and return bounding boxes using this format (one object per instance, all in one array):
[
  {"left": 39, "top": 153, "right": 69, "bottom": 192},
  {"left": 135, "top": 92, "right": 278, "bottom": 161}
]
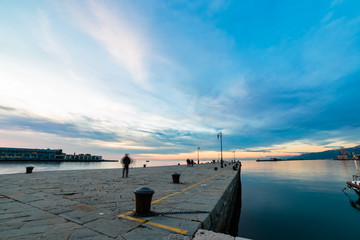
[
  {"left": 60, "top": 209, "right": 101, "bottom": 224},
  {"left": 84, "top": 218, "right": 140, "bottom": 238},
  {"left": 0, "top": 201, "right": 33, "bottom": 214},
  {"left": 21, "top": 216, "right": 67, "bottom": 228},
  {"left": 72, "top": 203, "right": 97, "bottom": 212},
  {"left": 29, "top": 198, "right": 77, "bottom": 215},
  {"left": 174, "top": 202, "right": 214, "bottom": 212},
  {"left": 123, "top": 225, "right": 170, "bottom": 240},
  {"left": 20, "top": 188, "right": 39, "bottom": 194},
  {"left": 0, "top": 196, "right": 13, "bottom": 204},
  {"left": 7, "top": 231, "right": 70, "bottom": 240},
  {"left": 148, "top": 216, "right": 201, "bottom": 237},
  {"left": 163, "top": 212, "right": 208, "bottom": 226},
  {"left": 0, "top": 224, "right": 50, "bottom": 239},
  {"left": 47, "top": 205, "right": 74, "bottom": 215},
  {"left": 0, "top": 212, "right": 24, "bottom": 221},
  {"left": 0, "top": 188, "right": 20, "bottom": 195},
  {"left": 6, "top": 192, "right": 41, "bottom": 203},
  {"left": 45, "top": 221, "right": 82, "bottom": 232},
  {"left": 12, "top": 210, "right": 56, "bottom": 221},
  {"left": 68, "top": 227, "right": 112, "bottom": 240}
]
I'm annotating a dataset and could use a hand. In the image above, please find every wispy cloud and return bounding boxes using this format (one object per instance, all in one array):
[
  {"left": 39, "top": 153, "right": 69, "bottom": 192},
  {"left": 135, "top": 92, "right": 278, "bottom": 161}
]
[
  {"left": 62, "top": 0, "right": 149, "bottom": 88},
  {"left": 0, "top": 110, "right": 119, "bottom": 142},
  {"left": 37, "top": 10, "right": 73, "bottom": 69},
  {"left": 0, "top": 105, "right": 16, "bottom": 111}
]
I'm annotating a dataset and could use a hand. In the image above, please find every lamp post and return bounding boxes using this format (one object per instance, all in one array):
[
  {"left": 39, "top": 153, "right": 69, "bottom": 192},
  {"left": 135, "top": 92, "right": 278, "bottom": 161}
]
[
  {"left": 217, "top": 132, "right": 223, "bottom": 168},
  {"left": 232, "top": 150, "right": 235, "bottom": 163},
  {"left": 197, "top": 146, "right": 200, "bottom": 164}
]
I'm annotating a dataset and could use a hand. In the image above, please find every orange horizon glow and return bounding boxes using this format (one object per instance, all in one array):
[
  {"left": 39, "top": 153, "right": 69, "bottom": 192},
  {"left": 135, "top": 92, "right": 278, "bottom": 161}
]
[
  {"left": 128, "top": 140, "right": 360, "bottom": 161},
  {"left": 132, "top": 150, "right": 300, "bottom": 161}
]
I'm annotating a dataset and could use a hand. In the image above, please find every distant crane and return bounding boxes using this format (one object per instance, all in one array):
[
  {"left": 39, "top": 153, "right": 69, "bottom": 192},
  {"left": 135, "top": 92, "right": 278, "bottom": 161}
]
[{"left": 337, "top": 147, "right": 350, "bottom": 160}]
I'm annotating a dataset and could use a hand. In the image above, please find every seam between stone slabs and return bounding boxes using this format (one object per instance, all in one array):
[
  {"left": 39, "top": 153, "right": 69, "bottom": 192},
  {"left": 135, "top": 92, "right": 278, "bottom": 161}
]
[{"left": 117, "top": 170, "right": 227, "bottom": 234}]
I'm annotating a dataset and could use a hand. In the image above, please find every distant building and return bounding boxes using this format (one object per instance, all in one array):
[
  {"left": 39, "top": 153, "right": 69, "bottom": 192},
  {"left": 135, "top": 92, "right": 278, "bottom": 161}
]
[
  {"left": 63, "top": 153, "right": 102, "bottom": 161},
  {"left": 0, "top": 148, "right": 102, "bottom": 161}
]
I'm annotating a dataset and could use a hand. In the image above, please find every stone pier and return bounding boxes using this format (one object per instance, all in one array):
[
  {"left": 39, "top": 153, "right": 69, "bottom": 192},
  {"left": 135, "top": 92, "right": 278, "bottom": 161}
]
[{"left": 0, "top": 163, "right": 241, "bottom": 239}]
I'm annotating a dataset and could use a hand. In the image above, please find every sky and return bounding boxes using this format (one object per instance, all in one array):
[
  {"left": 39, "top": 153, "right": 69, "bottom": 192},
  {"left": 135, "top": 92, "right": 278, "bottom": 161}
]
[{"left": 1, "top": 0, "right": 360, "bottom": 161}]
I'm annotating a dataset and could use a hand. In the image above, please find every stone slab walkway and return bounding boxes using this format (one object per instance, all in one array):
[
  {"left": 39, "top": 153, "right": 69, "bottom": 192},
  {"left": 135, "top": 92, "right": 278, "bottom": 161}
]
[{"left": 0, "top": 163, "right": 238, "bottom": 239}]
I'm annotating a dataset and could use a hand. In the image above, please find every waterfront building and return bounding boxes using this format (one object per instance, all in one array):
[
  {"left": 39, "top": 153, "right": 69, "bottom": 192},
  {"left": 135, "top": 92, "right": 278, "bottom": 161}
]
[
  {"left": 64, "top": 153, "right": 102, "bottom": 161},
  {"left": 0, "top": 148, "right": 102, "bottom": 161}
]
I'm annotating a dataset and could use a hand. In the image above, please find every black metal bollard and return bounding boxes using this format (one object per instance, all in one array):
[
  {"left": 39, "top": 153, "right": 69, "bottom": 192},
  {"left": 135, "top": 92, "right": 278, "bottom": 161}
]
[
  {"left": 143, "top": 164, "right": 146, "bottom": 168},
  {"left": 214, "top": 167, "right": 218, "bottom": 171},
  {"left": 134, "top": 187, "right": 154, "bottom": 215},
  {"left": 172, "top": 173, "right": 180, "bottom": 183},
  {"left": 26, "top": 166, "right": 34, "bottom": 174}
]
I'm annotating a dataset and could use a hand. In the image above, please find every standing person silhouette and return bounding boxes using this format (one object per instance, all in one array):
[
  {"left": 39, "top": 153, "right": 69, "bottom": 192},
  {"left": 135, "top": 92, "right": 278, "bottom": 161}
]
[{"left": 121, "top": 153, "right": 132, "bottom": 178}]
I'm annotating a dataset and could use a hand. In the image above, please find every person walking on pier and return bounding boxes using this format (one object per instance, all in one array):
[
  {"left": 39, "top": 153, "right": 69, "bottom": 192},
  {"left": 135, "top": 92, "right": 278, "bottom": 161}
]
[{"left": 121, "top": 153, "right": 132, "bottom": 178}]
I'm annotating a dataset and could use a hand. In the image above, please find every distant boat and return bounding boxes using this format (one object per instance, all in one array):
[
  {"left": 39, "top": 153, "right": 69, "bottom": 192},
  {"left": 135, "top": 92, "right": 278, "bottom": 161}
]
[
  {"left": 347, "top": 179, "right": 360, "bottom": 197},
  {"left": 346, "top": 160, "right": 360, "bottom": 197},
  {"left": 146, "top": 160, "right": 150, "bottom": 162},
  {"left": 256, "top": 158, "right": 280, "bottom": 162}
]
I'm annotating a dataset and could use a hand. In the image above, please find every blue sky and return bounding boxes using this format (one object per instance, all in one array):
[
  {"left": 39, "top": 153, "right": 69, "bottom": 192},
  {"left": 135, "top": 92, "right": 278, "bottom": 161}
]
[{"left": 1, "top": 0, "right": 360, "bottom": 160}]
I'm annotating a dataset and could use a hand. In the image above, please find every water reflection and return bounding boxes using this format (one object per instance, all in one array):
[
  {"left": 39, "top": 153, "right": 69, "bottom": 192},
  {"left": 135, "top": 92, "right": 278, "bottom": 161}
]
[
  {"left": 242, "top": 159, "right": 357, "bottom": 182},
  {"left": 349, "top": 197, "right": 360, "bottom": 211},
  {"left": 0, "top": 161, "right": 119, "bottom": 174},
  {"left": 343, "top": 187, "right": 360, "bottom": 211},
  {"left": 238, "top": 160, "right": 360, "bottom": 240},
  {"left": 0, "top": 159, "right": 183, "bottom": 175}
]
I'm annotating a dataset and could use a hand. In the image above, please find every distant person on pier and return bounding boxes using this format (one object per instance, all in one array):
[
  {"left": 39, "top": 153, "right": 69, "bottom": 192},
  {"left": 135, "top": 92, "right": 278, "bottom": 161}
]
[
  {"left": 186, "top": 159, "right": 194, "bottom": 167},
  {"left": 121, "top": 153, "right": 132, "bottom": 178}
]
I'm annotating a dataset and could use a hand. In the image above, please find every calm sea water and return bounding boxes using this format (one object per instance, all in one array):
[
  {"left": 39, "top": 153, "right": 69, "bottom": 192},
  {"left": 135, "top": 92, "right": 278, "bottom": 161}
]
[
  {"left": 238, "top": 160, "right": 359, "bottom": 240},
  {"left": 0, "top": 159, "right": 182, "bottom": 175}
]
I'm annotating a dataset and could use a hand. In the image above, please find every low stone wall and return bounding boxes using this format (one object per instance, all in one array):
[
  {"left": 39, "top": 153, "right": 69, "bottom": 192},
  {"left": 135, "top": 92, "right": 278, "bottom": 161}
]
[{"left": 203, "top": 165, "right": 241, "bottom": 234}]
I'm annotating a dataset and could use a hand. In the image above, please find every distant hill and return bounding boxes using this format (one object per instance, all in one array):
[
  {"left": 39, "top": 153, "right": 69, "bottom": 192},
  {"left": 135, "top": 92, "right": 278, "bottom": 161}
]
[{"left": 289, "top": 145, "right": 360, "bottom": 160}]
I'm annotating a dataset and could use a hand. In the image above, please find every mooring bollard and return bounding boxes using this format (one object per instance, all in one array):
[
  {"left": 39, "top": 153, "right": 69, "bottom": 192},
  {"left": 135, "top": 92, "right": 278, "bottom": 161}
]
[
  {"left": 143, "top": 164, "right": 146, "bottom": 168},
  {"left": 214, "top": 167, "right": 218, "bottom": 171},
  {"left": 26, "top": 166, "right": 34, "bottom": 174},
  {"left": 172, "top": 173, "right": 180, "bottom": 183},
  {"left": 134, "top": 187, "right": 154, "bottom": 215}
]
